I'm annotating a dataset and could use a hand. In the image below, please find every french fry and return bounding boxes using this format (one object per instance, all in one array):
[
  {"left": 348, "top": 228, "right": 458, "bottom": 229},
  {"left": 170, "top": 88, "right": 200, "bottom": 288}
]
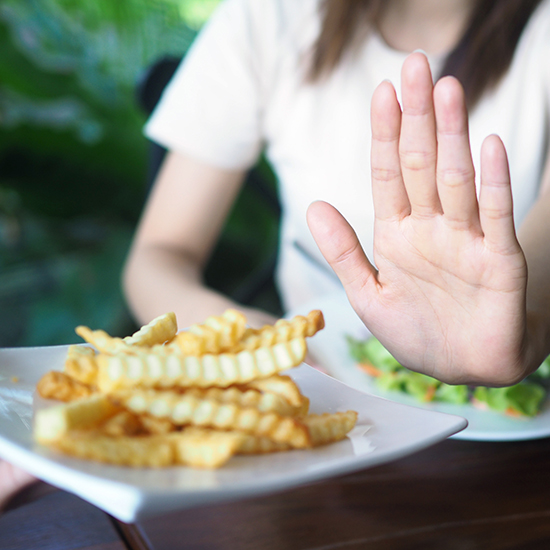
[
  {"left": 99, "top": 411, "right": 143, "bottom": 437},
  {"left": 77, "top": 310, "right": 248, "bottom": 358},
  {"left": 295, "top": 396, "right": 310, "bottom": 417},
  {"left": 123, "top": 312, "right": 178, "bottom": 347},
  {"left": 185, "top": 309, "right": 247, "bottom": 353},
  {"left": 238, "top": 411, "right": 358, "bottom": 453},
  {"left": 64, "top": 345, "right": 98, "bottom": 385},
  {"left": 165, "top": 310, "right": 246, "bottom": 356},
  {"left": 50, "top": 428, "right": 244, "bottom": 468},
  {"left": 75, "top": 312, "right": 178, "bottom": 355},
  {"left": 113, "top": 389, "right": 311, "bottom": 448},
  {"left": 51, "top": 431, "right": 176, "bottom": 467},
  {"left": 74, "top": 326, "right": 132, "bottom": 355},
  {"left": 96, "top": 337, "right": 307, "bottom": 392},
  {"left": 173, "top": 428, "right": 245, "bottom": 468},
  {"left": 139, "top": 415, "right": 177, "bottom": 435},
  {"left": 243, "top": 375, "right": 304, "bottom": 408},
  {"left": 34, "top": 394, "right": 120, "bottom": 443},
  {"left": 304, "top": 411, "right": 359, "bottom": 446},
  {"left": 238, "top": 435, "right": 291, "bottom": 454},
  {"left": 184, "top": 386, "right": 304, "bottom": 417},
  {"left": 36, "top": 371, "right": 95, "bottom": 402},
  {"left": 238, "top": 310, "right": 325, "bottom": 351}
]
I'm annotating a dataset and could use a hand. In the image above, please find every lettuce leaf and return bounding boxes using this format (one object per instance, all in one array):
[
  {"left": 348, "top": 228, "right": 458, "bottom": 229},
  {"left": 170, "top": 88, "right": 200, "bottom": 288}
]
[{"left": 347, "top": 335, "right": 548, "bottom": 416}]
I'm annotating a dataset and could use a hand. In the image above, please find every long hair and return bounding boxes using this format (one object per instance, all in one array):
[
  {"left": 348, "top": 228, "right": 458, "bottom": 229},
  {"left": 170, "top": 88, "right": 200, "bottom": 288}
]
[{"left": 308, "top": 0, "right": 544, "bottom": 108}]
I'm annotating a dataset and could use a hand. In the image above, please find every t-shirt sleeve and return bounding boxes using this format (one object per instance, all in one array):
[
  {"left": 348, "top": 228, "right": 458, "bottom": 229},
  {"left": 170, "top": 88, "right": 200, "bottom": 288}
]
[{"left": 144, "top": 0, "right": 264, "bottom": 170}]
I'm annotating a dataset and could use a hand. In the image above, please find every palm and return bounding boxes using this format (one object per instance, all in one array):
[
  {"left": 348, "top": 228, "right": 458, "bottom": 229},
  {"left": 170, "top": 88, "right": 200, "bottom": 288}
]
[
  {"left": 368, "top": 212, "right": 526, "bottom": 384},
  {"left": 308, "top": 53, "right": 528, "bottom": 386}
]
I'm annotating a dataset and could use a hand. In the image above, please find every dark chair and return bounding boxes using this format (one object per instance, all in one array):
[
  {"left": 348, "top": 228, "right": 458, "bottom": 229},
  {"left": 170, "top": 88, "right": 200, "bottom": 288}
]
[{"left": 136, "top": 57, "right": 282, "bottom": 314}]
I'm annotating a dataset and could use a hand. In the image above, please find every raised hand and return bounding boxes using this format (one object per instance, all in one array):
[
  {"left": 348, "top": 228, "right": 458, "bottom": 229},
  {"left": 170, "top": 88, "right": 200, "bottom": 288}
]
[{"left": 307, "top": 53, "right": 530, "bottom": 386}]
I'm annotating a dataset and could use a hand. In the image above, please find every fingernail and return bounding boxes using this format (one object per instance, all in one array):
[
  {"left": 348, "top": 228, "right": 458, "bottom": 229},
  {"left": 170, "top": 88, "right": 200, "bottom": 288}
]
[{"left": 412, "top": 49, "right": 428, "bottom": 56}]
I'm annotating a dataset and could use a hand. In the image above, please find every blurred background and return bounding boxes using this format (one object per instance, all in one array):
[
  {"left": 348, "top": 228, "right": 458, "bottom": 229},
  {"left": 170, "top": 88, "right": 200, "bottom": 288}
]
[{"left": 0, "top": 0, "right": 281, "bottom": 348}]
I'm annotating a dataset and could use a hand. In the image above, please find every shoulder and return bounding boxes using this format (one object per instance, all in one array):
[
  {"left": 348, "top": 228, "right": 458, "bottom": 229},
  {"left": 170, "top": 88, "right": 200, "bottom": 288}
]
[
  {"left": 212, "top": 0, "right": 320, "bottom": 27},
  {"left": 210, "top": 0, "right": 321, "bottom": 47},
  {"left": 521, "top": 0, "right": 550, "bottom": 45},
  {"left": 236, "top": 0, "right": 320, "bottom": 22},
  {"left": 514, "top": 0, "right": 550, "bottom": 85},
  {"left": 211, "top": 0, "right": 322, "bottom": 89}
]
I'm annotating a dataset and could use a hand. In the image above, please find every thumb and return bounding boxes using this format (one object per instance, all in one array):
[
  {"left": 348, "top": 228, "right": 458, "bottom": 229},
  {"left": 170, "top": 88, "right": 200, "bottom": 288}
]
[{"left": 306, "top": 201, "right": 377, "bottom": 300}]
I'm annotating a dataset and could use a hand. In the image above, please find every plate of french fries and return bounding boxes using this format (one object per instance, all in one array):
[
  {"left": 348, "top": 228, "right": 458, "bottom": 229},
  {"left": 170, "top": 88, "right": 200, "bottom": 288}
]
[{"left": 0, "top": 309, "right": 466, "bottom": 522}]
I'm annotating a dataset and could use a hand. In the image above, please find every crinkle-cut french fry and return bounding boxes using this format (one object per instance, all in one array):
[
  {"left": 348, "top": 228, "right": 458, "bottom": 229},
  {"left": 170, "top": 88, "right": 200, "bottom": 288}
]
[
  {"left": 296, "top": 396, "right": 310, "bottom": 418},
  {"left": 243, "top": 375, "right": 304, "bottom": 408},
  {"left": 238, "top": 410, "right": 356, "bottom": 453},
  {"left": 139, "top": 414, "right": 177, "bottom": 435},
  {"left": 34, "top": 395, "right": 120, "bottom": 443},
  {"left": 169, "top": 309, "right": 248, "bottom": 355},
  {"left": 97, "top": 337, "right": 307, "bottom": 392},
  {"left": 173, "top": 427, "right": 245, "bottom": 468},
  {"left": 36, "top": 371, "right": 96, "bottom": 402},
  {"left": 50, "top": 431, "right": 176, "bottom": 467},
  {"left": 303, "top": 411, "right": 358, "bottom": 446},
  {"left": 123, "top": 312, "right": 177, "bottom": 347},
  {"left": 100, "top": 411, "right": 143, "bottom": 437},
  {"left": 114, "top": 389, "right": 311, "bottom": 448},
  {"left": 238, "top": 435, "right": 291, "bottom": 454},
  {"left": 75, "top": 326, "right": 132, "bottom": 355},
  {"left": 184, "top": 386, "right": 302, "bottom": 417},
  {"left": 76, "top": 310, "right": 247, "bottom": 358},
  {"left": 64, "top": 345, "right": 98, "bottom": 385},
  {"left": 74, "top": 313, "right": 177, "bottom": 356},
  {"left": 75, "top": 334, "right": 175, "bottom": 359},
  {"left": 238, "top": 311, "right": 325, "bottom": 351},
  {"left": 48, "top": 429, "right": 243, "bottom": 468},
  {"left": 199, "top": 309, "right": 247, "bottom": 348},
  {"left": 164, "top": 332, "right": 206, "bottom": 356}
]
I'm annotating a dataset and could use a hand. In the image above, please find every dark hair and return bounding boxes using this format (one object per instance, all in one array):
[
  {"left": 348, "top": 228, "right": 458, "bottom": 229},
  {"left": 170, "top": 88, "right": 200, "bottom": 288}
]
[{"left": 309, "top": 0, "right": 544, "bottom": 108}]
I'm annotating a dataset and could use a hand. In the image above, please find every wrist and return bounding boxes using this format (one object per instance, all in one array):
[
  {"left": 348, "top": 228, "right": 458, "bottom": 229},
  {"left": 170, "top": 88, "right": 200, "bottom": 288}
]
[{"left": 522, "top": 310, "right": 550, "bottom": 378}]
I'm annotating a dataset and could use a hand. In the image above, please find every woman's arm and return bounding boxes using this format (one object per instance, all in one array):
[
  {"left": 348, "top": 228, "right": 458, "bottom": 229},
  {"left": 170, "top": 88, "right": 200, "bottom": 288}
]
[
  {"left": 307, "top": 52, "right": 550, "bottom": 387},
  {"left": 123, "top": 150, "right": 276, "bottom": 329},
  {"left": 517, "top": 162, "right": 550, "bottom": 374}
]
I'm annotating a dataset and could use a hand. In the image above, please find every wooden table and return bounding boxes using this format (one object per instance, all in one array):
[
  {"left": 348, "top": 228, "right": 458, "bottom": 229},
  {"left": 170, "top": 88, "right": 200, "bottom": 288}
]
[{"left": 3, "top": 436, "right": 550, "bottom": 550}]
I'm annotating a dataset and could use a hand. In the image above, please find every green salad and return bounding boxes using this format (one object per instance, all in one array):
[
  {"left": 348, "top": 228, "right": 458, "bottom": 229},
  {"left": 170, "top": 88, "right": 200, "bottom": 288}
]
[{"left": 346, "top": 335, "right": 550, "bottom": 417}]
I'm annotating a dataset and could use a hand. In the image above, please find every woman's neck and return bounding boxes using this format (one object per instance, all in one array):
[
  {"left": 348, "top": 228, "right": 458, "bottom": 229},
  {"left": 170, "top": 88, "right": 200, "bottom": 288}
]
[{"left": 376, "top": 0, "right": 476, "bottom": 56}]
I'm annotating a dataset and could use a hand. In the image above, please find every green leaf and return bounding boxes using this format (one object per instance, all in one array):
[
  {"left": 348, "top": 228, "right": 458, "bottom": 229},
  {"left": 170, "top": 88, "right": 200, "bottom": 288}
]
[
  {"left": 473, "top": 383, "right": 546, "bottom": 417},
  {"left": 435, "top": 383, "right": 470, "bottom": 405}
]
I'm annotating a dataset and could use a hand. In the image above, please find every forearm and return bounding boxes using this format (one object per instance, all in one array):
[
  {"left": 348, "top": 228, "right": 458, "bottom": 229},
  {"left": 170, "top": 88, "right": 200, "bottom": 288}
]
[
  {"left": 123, "top": 244, "right": 276, "bottom": 330},
  {"left": 518, "top": 189, "right": 550, "bottom": 373}
]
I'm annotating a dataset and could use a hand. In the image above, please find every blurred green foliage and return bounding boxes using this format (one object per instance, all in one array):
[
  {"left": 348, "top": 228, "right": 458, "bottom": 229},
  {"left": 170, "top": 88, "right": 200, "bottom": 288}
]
[{"left": 0, "top": 0, "right": 280, "bottom": 347}]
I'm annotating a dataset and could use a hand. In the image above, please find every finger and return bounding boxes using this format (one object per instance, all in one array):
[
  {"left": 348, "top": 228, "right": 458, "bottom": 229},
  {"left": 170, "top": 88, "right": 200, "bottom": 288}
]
[
  {"left": 307, "top": 201, "right": 378, "bottom": 300},
  {"left": 371, "top": 80, "right": 409, "bottom": 221},
  {"left": 400, "top": 53, "right": 441, "bottom": 216},
  {"left": 433, "top": 76, "right": 479, "bottom": 229},
  {"left": 479, "top": 135, "right": 518, "bottom": 253}
]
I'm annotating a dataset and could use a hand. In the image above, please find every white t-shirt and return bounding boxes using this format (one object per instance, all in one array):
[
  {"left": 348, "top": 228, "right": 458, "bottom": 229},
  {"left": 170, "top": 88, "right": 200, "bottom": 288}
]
[{"left": 145, "top": 0, "right": 550, "bottom": 312}]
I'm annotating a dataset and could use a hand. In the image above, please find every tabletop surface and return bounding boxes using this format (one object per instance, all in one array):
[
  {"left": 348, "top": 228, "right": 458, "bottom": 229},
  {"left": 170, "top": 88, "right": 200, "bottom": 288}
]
[{"left": 3, "top": 436, "right": 550, "bottom": 550}]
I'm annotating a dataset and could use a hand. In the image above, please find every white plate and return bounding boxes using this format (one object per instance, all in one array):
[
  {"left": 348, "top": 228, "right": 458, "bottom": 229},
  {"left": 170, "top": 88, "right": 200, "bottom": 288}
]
[
  {"left": 0, "top": 344, "right": 465, "bottom": 522},
  {"left": 289, "top": 291, "right": 550, "bottom": 442}
]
